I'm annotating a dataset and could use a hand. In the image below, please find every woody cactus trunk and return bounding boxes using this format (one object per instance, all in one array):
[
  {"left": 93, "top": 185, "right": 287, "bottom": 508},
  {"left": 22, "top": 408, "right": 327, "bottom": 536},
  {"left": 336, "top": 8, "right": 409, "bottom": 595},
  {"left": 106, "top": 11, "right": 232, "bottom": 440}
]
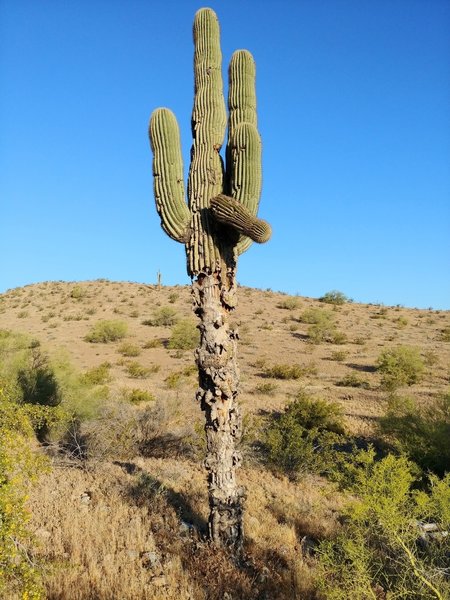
[{"left": 148, "top": 8, "right": 270, "bottom": 551}]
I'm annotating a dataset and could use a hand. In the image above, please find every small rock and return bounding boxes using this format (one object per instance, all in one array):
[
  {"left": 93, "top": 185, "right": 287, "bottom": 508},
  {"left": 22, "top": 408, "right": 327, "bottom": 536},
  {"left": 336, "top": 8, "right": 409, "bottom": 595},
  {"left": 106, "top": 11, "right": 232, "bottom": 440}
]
[
  {"left": 125, "top": 550, "right": 139, "bottom": 560},
  {"left": 80, "top": 491, "right": 92, "bottom": 505},
  {"left": 179, "top": 521, "right": 193, "bottom": 536},
  {"left": 141, "top": 551, "right": 160, "bottom": 568},
  {"left": 150, "top": 574, "right": 167, "bottom": 587},
  {"left": 300, "top": 535, "right": 318, "bottom": 556},
  {"left": 35, "top": 527, "right": 51, "bottom": 540}
]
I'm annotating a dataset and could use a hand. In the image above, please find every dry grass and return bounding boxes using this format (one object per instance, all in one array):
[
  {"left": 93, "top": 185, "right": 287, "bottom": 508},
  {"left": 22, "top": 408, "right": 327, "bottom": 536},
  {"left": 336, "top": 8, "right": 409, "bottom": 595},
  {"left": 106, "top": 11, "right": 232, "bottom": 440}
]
[{"left": 1, "top": 280, "right": 449, "bottom": 599}]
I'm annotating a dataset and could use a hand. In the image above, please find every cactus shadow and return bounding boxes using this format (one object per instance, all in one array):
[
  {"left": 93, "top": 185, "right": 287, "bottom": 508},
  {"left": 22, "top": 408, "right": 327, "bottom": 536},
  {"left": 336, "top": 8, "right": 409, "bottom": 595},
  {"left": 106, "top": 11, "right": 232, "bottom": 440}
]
[
  {"left": 138, "top": 432, "right": 194, "bottom": 460},
  {"left": 290, "top": 332, "right": 309, "bottom": 341},
  {"left": 123, "top": 465, "right": 208, "bottom": 534},
  {"left": 346, "top": 362, "right": 377, "bottom": 373}
]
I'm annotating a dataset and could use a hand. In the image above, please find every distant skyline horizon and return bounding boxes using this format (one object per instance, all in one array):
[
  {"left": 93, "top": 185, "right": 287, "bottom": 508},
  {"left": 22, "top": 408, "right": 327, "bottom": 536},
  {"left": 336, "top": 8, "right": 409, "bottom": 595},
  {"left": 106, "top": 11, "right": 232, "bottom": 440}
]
[{"left": 1, "top": 1, "right": 449, "bottom": 310}]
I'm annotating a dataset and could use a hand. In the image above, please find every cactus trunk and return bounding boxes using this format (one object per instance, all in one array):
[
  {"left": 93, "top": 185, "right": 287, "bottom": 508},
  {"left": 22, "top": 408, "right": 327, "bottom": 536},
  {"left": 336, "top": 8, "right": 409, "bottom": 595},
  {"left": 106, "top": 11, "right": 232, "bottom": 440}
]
[
  {"left": 193, "top": 271, "right": 244, "bottom": 549},
  {"left": 148, "top": 7, "right": 270, "bottom": 552}
]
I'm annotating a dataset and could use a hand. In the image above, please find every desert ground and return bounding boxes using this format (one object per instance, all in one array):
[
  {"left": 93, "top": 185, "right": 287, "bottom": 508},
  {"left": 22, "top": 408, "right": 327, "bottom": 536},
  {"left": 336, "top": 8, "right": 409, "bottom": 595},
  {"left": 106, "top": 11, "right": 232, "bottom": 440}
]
[{"left": 1, "top": 280, "right": 449, "bottom": 599}]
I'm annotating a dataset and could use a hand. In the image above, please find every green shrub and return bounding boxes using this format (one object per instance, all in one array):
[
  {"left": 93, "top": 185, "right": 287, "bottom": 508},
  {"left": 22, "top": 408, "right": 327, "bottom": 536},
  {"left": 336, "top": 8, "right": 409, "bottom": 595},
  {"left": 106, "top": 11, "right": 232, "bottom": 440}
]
[
  {"left": 299, "top": 307, "right": 333, "bottom": 324},
  {"left": 263, "top": 362, "right": 317, "bottom": 380},
  {"left": 143, "top": 306, "right": 178, "bottom": 327},
  {"left": 0, "top": 381, "right": 47, "bottom": 598},
  {"left": 84, "top": 320, "right": 128, "bottom": 343},
  {"left": 395, "top": 316, "right": 408, "bottom": 328},
  {"left": 330, "top": 330, "right": 348, "bottom": 344},
  {"left": 317, "top": 450, "right": 450, "bottom": 600},
  {"left": 319, "top": 290, "right": 348, "bottom": 305},
  {"left": 142, "top": 338, "right": 163, "bottom": 349},
  {"left": 264, "top": 393, "right": 345, "bottom": 478},
  {"left": 81, "top": 362, "right": 112, "bottom": 385},
  {"left": 336, "top": 373, "right": 371, "bottom": 389},
  {"left": 379, "top": 392, "right": 450, "bottom": 476},
  {"left": 117, "top": 342, "right": 141, "bottom": 357},
  {"left": 165, "top": 365, "right": 197, "bottom": 389},
  {"left": 308, "top": 321, "right": 342, "bottom": 344},
  {"left": 125, "top": 361, "right": 158, "bottom": 379},
  {"left": 123, "top": 388, "right": 155, "bottom": 404},
  {"left": 168, "top": 292, "right": 179, "bottom": 304},
  {"left": 330, "top": 350, "right": 348, "bottom": 362},
  {"left": 254, "top": 382, "right": 278, "bottom": 395},
  {"left": 70, "top": 285, "right": 85, "bottom": 299},
  {"left": 17, "top": 348, "right": 62, "bottom": 408},
  {"left": 168, "top": 319, "right": 199, "bottom": 350},
  {"left": 376, "top": 346, "right": 425, "bottom": 390},
  {"left": 277, "top": 297, "right": 300, "bottom": 310}
]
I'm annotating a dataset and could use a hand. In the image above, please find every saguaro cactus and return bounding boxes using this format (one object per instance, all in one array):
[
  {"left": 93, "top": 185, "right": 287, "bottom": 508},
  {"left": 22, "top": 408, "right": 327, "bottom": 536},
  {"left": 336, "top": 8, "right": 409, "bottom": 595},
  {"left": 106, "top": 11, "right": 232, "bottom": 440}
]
[{"left": 148, "top": 7, "right": 270, "bottom": 551}]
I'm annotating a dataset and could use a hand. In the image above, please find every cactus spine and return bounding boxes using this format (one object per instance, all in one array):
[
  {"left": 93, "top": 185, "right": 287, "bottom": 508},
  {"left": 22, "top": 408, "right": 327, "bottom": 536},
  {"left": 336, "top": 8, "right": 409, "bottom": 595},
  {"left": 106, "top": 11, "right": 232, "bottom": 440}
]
[{"left": 148, "top": 7, "right": 270, "bottom": 551}]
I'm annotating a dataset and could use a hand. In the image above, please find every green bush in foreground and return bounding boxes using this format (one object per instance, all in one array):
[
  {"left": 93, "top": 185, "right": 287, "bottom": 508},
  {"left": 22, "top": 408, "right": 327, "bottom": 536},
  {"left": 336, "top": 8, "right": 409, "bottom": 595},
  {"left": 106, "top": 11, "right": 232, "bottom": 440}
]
[
  {"left": 0, "top": 381, "right": 48, "bottom": 599},
  {"left": 379, "top": 392, "right": 450, "bottom": 477},
  {"left": 318, "top": 449, "right": 450, "bottom": 600},
  {"left": 377, "top": 345, "right": 425, "bottom": 390},
  {"left": 264, "top": 392, "right": 345, "bottom": 478},
  {"left": 84, "top": 320, "right": 128, "bottom": 343}
]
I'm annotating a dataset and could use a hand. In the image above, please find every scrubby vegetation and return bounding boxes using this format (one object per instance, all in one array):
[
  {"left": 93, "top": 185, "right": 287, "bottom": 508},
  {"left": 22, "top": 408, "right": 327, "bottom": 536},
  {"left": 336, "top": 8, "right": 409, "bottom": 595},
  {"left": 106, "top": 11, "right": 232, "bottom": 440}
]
[
  {"left": 84, "top": 319, "right": 128, "bottom": 343},
  {"left": 379, "top": 392, "right": 450, "bottom": 477},
  {"left": 262, "top": 392, "right": 346, "bottom": 478},
  {"left": 168, "top": 319, "right": 199, "bottom": 350},
  {"left": 377, "top": 345, "right": 425, "bottom": 390},
  {"left": 319, "top": 290, "right": 349, "bottom": 305},
  {"left": 0, "top": 281, "right": 449, "bottom": 600},
  {"left": 318, "top": 451, "right": 450, "bottom": 600}
]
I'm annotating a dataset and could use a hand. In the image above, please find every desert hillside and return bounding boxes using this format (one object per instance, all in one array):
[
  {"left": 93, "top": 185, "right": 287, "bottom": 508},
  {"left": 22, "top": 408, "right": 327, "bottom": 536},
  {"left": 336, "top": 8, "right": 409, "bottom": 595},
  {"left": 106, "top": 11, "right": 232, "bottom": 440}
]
[{"left": 1, "top": 280, "right": 449, "bottom": 599}]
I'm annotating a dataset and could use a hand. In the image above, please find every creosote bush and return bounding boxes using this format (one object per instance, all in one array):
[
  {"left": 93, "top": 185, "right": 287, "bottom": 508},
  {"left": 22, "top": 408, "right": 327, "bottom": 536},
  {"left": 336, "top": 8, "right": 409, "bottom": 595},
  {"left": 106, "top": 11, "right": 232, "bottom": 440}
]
[
  {"left": 277, "top": 297, "right": 300, "bottom": 310},
  {"left": 379, "top": 392, "right": 450, "bottom": 477},
  {"left": 81, "top": 362, "right": 112, "bottom": 386},
  {"left": 262, "top": 362, "right": 317, "bottom": 380},
  {"left": 376, "top": 345, "right": 425, "bottom": 390},
  {"left": 117, "top": 342, "right": 141, "bottom": 357},
  {"left": 70, "top": 285, "right": 85, "bottom": 300},
  {"left": 84, "top": 320, "right": 128, "bottom": 343},
  {"left": 142, "top": 306, "right": 178, "bottom": 327},
  {"left": 319, "top": 290, "right": 349, "bottom": 305},
  {"left": 263, "top": 392, "right": 345, "bottom": 478},
  {"left": 168, "top": 319, "right": 199, "bottom": 350},
  {"left": 125, "top": 361, "right": 158, "bottom": 379},
  {"left": 123, "top": 388, "right": 156, "bottom": 404},
  {"left": 299, "top": 307, "right": 333, "bottom": 324}
]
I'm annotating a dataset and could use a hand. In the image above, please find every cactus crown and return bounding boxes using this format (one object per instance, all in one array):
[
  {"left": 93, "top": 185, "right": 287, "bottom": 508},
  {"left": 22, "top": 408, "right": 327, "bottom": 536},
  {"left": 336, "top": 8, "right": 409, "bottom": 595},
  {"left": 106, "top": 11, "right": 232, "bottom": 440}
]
[{"left": 149, "top": 7, "right": 270, "bottom": 279}]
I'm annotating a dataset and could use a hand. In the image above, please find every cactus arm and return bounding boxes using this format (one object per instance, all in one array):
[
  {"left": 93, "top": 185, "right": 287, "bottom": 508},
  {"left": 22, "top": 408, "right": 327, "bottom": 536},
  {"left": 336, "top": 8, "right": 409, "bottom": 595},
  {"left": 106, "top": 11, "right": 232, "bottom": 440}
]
[
  {"left": 210, "top": 194, "right": 271, "bottom": 243},
  {"left": 228, "top": 122, "right": 263, "bottom": 254},
  {"left": 227, "top": 50, "right": 263, "bottom": 255},
  {"left": 228, "top": 50, "right": 257, "bottom": 136},
  {"left": 149, "top": 108, "right": 190, "bottom": 243}
]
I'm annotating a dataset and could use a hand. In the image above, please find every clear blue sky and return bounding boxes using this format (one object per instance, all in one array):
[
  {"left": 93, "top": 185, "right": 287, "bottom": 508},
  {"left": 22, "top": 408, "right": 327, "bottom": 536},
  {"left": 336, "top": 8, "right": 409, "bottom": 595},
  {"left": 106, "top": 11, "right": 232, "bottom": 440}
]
[{"left": 1, "top": 0, "right": 449, "bottom": 309}]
